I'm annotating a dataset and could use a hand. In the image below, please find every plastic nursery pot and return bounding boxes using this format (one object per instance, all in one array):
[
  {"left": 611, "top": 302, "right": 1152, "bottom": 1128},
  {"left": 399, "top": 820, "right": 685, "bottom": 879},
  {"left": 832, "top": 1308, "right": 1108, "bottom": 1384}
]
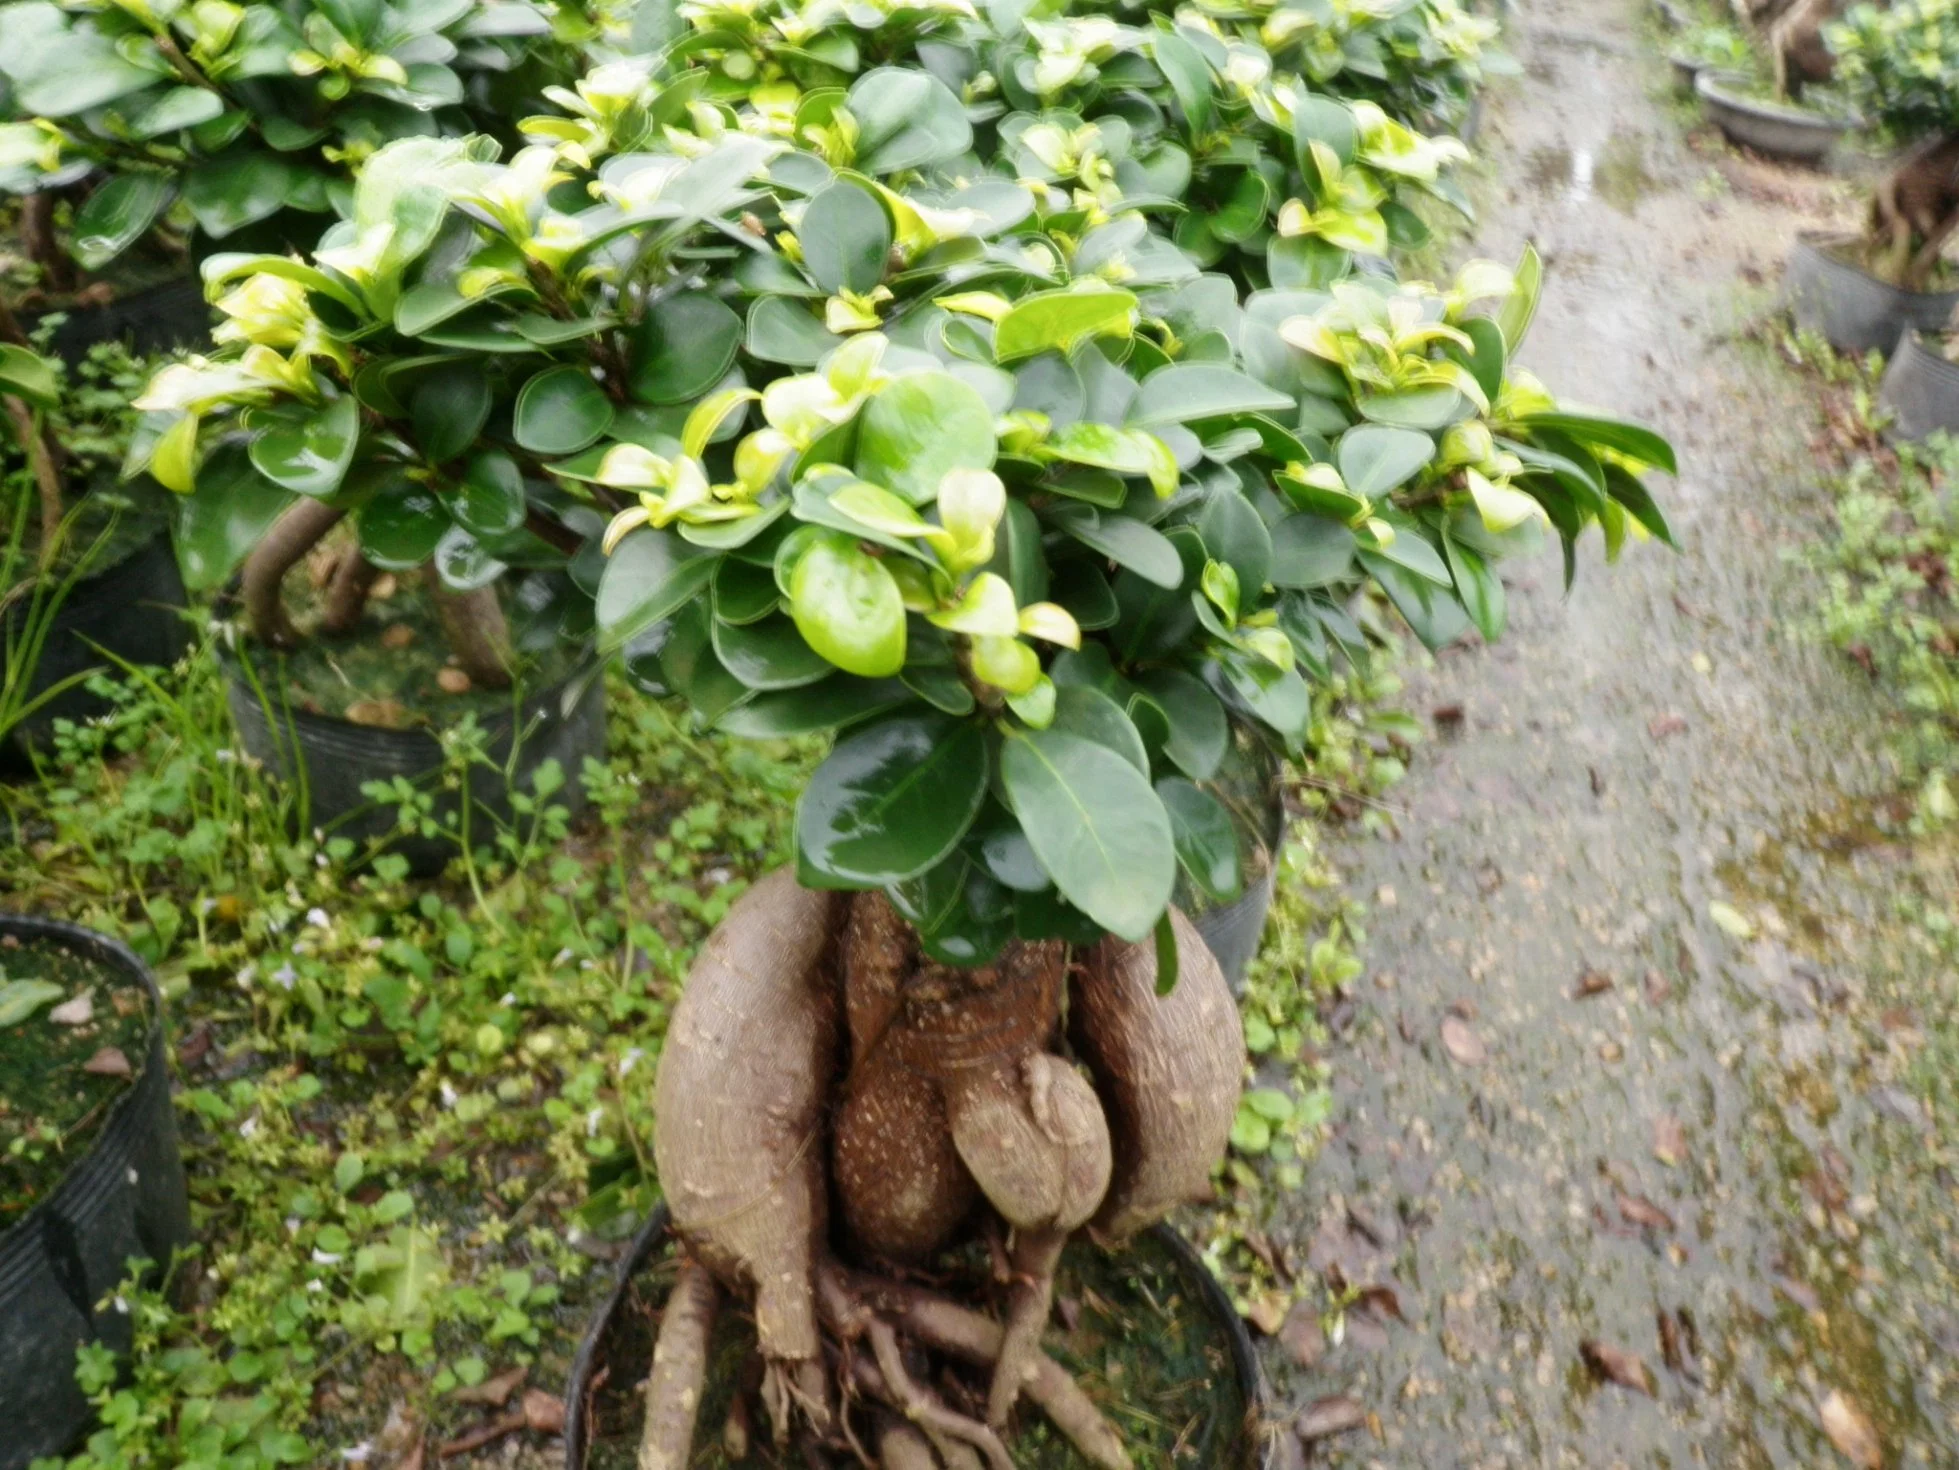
[
  {"left": 1785, "top": 231, "right": 1959, "bottom": 357},
  {"left": 22, "top": 277, "right": 214, "bottom": 366},
  {"left": 1184, "top": 738, "right": 1288, "bottom": 994},
  {"left": 1878, "top": 331, "right": 1959, "bottom": 442},
  {"left": 224, "top": 661, "right": 607, "bottom": 877},
  {"left": 563, "top": 1207, "right": 1279, "bottom": 1470},
  {"left": 1, "top": 525, "right": 192, "bottom": 763},
  {"left": 1694, "top": 71, "right": 1857, "bottom": 166},
  {"left": 0, "top": 914, "right": 192, "bottom": 1470},
  {"left": 1669, "top": 53, "right": 1708, "bottom": 95}
]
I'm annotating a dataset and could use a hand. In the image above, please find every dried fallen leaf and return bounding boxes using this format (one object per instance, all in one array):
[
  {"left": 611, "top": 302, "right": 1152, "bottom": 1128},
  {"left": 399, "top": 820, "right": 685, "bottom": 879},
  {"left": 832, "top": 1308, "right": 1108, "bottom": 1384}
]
[
  {"left": 520, "top": 1389, "right": 564, "bottom": 1434},
  {"left": 436, "top": 668, "right": 472, "bottom": 695},
  {"left": 1296, "top": 1395, "right": 1368, "bottom": 1442},
  {"left": 1647, "top": 713, "right": 1689, "bottom": 740},
  {"left": 1818, "top": 1389, "right": 1881, "bottom": 1468},
  {"left": 1277, "top": 1302, "right": 1325, "bottom": 1368},
  {"left": 1356, "top": 1283, "right": 1405, "bottom": 1323},
  {"left": 451, "top": 1366, "right": 525, "bottom": 1407},
  {"left": 1617, "top": 1191, "right": 1676, "bottom": 1233},
  {"left": 379, "top": 623, "right": 417, "bottom": 650},
  {"left": 1243, "top": 1293, "right": 1288, "bottom": 1335},
  {"left": 82, "top": 1046, "right": 132, "bottom": 1078},
  {"left": 1573, "top": 969, "right": 1614, "bottom": 999},
  {"left": 1657, "top": 1309, "right": 1683, "bottom": 1374},
  {"left": 1440, "top": 1015, "right": 1486, "bottom": 1066},
  {"left": 1432, "top": 703, "right": 1464, "bottom": 726},
  {"left": 1643, "top": 968, "right": 1672, "bottom": 1004},
  {"left": 345, "top": 698, "right": 409, "bottom": 729},
  {"left": 48, "top": 989, "right": 95, "bottom": 1026},
  {"left": 1652, "top": 1114, "right": 1687, "bottom": 1167},
  {"left": 1707, "top": 900, "right": 1755, "bottom": 940},
  {"left": 1580, "top": 1339, "right": 1655, "bottom": 1395}
]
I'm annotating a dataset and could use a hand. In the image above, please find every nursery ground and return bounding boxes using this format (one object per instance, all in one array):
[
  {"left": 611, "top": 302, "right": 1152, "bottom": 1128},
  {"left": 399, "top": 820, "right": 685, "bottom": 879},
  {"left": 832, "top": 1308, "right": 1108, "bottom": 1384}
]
[{"left": 1266, "top": 0, "right": 1959, "bottom": 1464}]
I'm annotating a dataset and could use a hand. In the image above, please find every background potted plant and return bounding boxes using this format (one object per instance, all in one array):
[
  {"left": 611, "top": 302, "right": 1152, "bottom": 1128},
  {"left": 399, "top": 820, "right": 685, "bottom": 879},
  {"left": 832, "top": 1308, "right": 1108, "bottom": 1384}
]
[
  {"left": 0, "top": 912, "right": 192, "bottom": 1470},
  {"left": 0, "top": 306, "right": 188, "bottom": 761},
  {"left": 0, "top": 0, "right": 568, "bottom": 362},
  {"left": 1785, "top": 0, "right": 1959, "bottom": 352},
  {"left": 291, "top": 4, "right": 1685, "bottom": 1457},
  {"left": 1877, "top": 323, "right": 1959, "bottom": 439}
]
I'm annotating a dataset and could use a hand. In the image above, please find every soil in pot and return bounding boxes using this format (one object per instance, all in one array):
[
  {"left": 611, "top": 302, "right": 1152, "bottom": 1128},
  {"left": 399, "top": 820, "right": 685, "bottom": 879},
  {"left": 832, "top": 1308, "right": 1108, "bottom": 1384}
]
[
  {"left": 572, "top": 1216, "right": 1263, "bottom": 1470},
  {"left": 0, "top": 933, "right": 150, "bottom": 1219}
]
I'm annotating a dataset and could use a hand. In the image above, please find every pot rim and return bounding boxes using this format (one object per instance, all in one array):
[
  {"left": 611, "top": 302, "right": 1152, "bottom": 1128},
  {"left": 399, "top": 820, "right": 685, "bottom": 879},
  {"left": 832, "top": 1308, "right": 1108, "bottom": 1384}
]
[
  {"left": 1695, "top": 70, "right": 1859, "bottom": 130},
  {"left": 561, "top": 1205, "right": 1278, "bottom": 1470},
  {"left": 0, "top": 914, "right": 166, "bottom": 1261}
]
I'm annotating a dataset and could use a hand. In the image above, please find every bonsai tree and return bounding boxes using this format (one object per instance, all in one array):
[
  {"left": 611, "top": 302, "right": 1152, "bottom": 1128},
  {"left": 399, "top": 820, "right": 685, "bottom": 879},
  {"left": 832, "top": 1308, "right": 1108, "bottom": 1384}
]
[
  {"left": 1829, "top": 0, "right": 1959, "bottom": 289},
  {"left": 0, "top": 0, "right": 565, "bottom": 298}
]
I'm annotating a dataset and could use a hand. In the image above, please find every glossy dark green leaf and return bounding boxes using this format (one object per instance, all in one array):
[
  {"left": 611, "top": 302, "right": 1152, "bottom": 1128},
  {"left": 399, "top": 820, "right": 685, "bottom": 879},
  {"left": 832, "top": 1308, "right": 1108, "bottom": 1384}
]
[
  {"left": 1196, "top": 488, "right": 1272, "bottom": 597},
  {"left": 358, "top": 481, "right": 450, "bottom": 570},
  {"left": 994, "top": 289, "right": 1139, "bottom": 363},
  {"left": 0, "top": 345, "right": 58, "bottom": 407},
  {"left": 1129, "top": 363, "right": 1294, "bottom": 427},
  {"left": 597, "top": 529, "right": 718, "bottom": 651},
  {"left": 1442, "top": 525, "right": 1505, "bottom": 642},
  {"left": 1366, "top": 519, "right": 1451, "bottom": 584},
  {"left": 890, "top": 854, "right": 1015, "bottom": 966},
  {"left": 514, "top": 366, "right": 614, "bottom": 456},
  {"left": 788, "top": 533, "right": 906, "bottom": 676},
  {"left": 249, "top": 396, "right": 358, "bottom": 498},
  {"left": 798, "top": 713, "right": 988, "bottom": 884},
  {"left": 1052, "top": 684, "right": 1148, "bottom": 773},
  {"left": 1516, "top": 411, "right": 1677, "bottom": 475},
  {"left": 745, "top": 296, "right": 842, "bottom": 366},
  {"left": 454, "top": 451, "right": 526, "bottom": 539},
  {"left": 1050, "top": 560, "right": 1118, "bottom": 630},
  {"left": 1359, "top": 548, "right": 1472, "bottom": 650},
  {"left": 847, "top": 67, "right": 973, "bottom": 175},
  {"left": 1337, "top": 423, "right": 1435, "bottom": 497},
  {"left": 716, "top": 676, "right": 911, "bottom": 737},
  {"left": 1447, "top": 316, "right": 1506, "bottom": 405},
  {"left": 1151, "top": 22, "right": 1215, "bottom": 135},
  {"left": 712, "top": 613, "right": 832, "bottom": 691},
  {"left": 410, "top": 361, "right": 491, "bottom": 465},
  {"left": 1155, "top": 776, "right": 1242, "bottom": 903},
  {"left": 1269, "top": 513, "right": 1357, "bottom": 588},
  {"left": 432, "top": 525, "right": 505, "bottom": 592},
  {"left": 1132, "top": 667, "right": 1227, "bottom": 779},
  {"left": 1048, "top": 504, "right": 1184, "bottom": 590},
  {"left": 1152, "top": 910, "right": 1180, "bottom": 996},
  {"left": 172, "top": 443, "right": 293, "bottom": 592},
  {"left": 1292, "top": 94, "right": 1358, "bottom": 166},
  {"left": 800, "top": 180, "right": 892, "bottom": 297},
  {"left": 71, "top": 173, "right": 173, "bottom": 270},
  {"left": 712, "top": 556, "right": 780, "bottom": 625},
  {"left": 183, "top": 153, "right": 307, "bottom": 237},
  {"left": 985, "top": 500, "right": 1050, "bottom": 608},
  {"left": 629, "top": 292, "right": 743, "bottom": 405},
  {"left": 854, "top": 371, "right": 996, "bottom": 504},
  {"left": 1601, "top": 459, "right": 1677, "bottom": 548},
  {"left": 1212, "top": 648, "right": 1310, "bottom": 741},
  {"left": 999, "top": 726, "right": 1175, "bottom": 942}
]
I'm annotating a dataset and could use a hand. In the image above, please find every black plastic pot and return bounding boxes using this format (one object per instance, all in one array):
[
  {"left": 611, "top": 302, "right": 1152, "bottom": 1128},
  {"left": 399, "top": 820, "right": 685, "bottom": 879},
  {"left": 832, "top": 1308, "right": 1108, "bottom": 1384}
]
[
  {"left": 225, "top": 662, "right": 607, "bottom": 876},
  {"left": 1184, "top": 740, "right": 1287, "bottom": 994},
  {"left": 1695, "top": 71, "right": 1856, "bottom": 165},
  {"left": 3, "top": 527, "right": 193, "bottom": 761},
  {"left": 1786, "top": 231, "right": 1959, "bottom": 357},
  {"left": 0, "top": 914, "right": 191, "bottom": 1470},
  {"left": 23, "top": 278, "right": 212, "bottom": 365},
  {"left": 562, "top": 1207, "right": 1276, "bottom": 1470},
  {"left": 1878, "top": 330, "right": 1959, "bottom": 441}
]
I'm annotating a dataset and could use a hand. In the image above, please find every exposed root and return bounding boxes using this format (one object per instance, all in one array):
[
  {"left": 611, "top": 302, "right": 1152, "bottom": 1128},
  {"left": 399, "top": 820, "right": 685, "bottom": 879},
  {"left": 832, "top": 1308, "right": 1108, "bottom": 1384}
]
[
  {"left": 876, "top": 1419, "right": 939, "bottom": 1470},
  {"left": 865, "top": 1321, "right": 1014, "bottom": 1470},
  {"left": 1867, "top": 132, "right": 1959, "bottom": 292},
  {"left": 638, "top": 1258, "right": 718, "bottom": 1470},
  {"left": 986, "top": 1228, "right": 1066, "bottom": 1427},
  {"left": 321, "top": 548, "right": 380, "bottom": 636},
  {"left": 421, "top": 566, "right": 513, "bottom": 689}
]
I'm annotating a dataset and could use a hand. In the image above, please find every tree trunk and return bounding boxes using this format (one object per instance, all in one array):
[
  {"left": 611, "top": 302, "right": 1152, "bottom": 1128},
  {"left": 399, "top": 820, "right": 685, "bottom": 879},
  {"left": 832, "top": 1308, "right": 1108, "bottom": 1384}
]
[
  {"left": 1868, "top": 132, "right": 1959, "bottom": 292},
  {"left": 320, "top": 548, "right": 379, "bottom": 636},
  {"left": 241, "top": 499, "right": 345, "bottom": 649},
  {"left": 421, "top": 567, "right": 515, "bottom": 690},
  {"left": 20, "top": 194, "right": 76, "bottom": 298},
  {"left": 637, "top": 1258, "right": 720, "bottom": 1470}
]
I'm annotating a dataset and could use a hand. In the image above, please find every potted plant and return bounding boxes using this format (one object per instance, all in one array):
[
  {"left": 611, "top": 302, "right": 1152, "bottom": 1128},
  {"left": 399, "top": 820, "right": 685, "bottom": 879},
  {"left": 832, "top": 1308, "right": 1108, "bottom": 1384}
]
[
  {"left": 0, "top": 912, "right": 192, "bottom": 1470},
  {"left": 125, "top": 108, "right": 797, "bottom": 869},
  {"left": 1878, "top": 325, "right": 1959, "bottom": 439},
  {"left": 0, "top": 0, "right": 566, "bottom": 362},
  {"left": 1693, "top": 63, "right": 1859, "bottom": 165},
  {"left": 0, "top": 307, "right": 189, "bottom": 760},
  {"left": 1785, "top": 0, "right": 1959, "bottom": 352}
]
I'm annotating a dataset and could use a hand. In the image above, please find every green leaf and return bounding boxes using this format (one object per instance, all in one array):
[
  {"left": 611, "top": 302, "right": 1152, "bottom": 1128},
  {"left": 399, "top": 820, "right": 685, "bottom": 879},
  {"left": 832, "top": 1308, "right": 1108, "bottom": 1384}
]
[
  {"left": 1000, "top": 726, "right": 1175, "bottom": 942},
  {"left": 788, "top": 533, "right": 906, "bottom": 676},
  {"left": 1196, "top": 488, "right": 1272, "bottom": 598},
  {"left": 1155, "top": 776, "right": 1243, "bottom": 903},
  {"left": 994, "top": 289, "right": 1139, "bottom": 363},
  {"left": 1356, "top": 387, "right": 1472, "bottom": 430},
  {"left": 1292, "top": 94, "right": 1358, "bottom": 167},
  {"left": 1337, "top": 424, "right": 1434, "bottom": 497},
  {"left": 855, "top": 372, "right": 996, "bottom": 505},
  {"left": 1447, "top": 316, "right": 1506, "bottom": 405},
  {"left": 1495, "top": 242, "right": 1541, "bottom": 355},
  {"left": 249, "top": 396, "right": 358, "bottom": 498},
  {"left": 1132, "top": 667, "right": 1227, "bottom": 780},
  {"left": 127, "top": 85, "right": 224, "bottom": 139},
  {"left": 1153, "top": 910, "right": 1180, "bottom": 996},
  {"left": 1359, "top": 548, "right": 1471, "bottom": 650},
  {"left": 1601, "top": 460, "right": 1677, "bottom": 548},
  {"left": 1049, "top": 504, "right": 1184, "bottom": 590},
  {"left": 1151, "top": 23, "right": 1215, "bottom": 136},
  {"left": 0, "top": 979, "right": 66, "bottom": 1026},
  {"left": 629, "top": 292, "right": 743, "bottom": 405},
  {"left": 173, "top": 444, "right": 294, "bottom": 592},
  {"left": 800, "top": 180, "right": 892, "bottom": 297},
  {"left": 1366, "top": 519, "right": 1451, "bottom": 584},
  {"left": 410, "top": 362, "right": 491, "bottom": 465},
  {"left": 1269, "top": 513, "right": 1357, "bottom": 588},
  {"left": 11, "top": 29, "right": 155, "bottom": 117},
  {"left": 715, "top": 675, "right": 911, "bottom": 736},
  {"left": 1515, "top": 412, "right": 1677, "bottom": 475},
  {"left": 454, "top": 452, "right": 526, "bottom": 539},
  {"left": 597, "top": 530, "right": 717, "bottom": 651},
  {"left": 1213, "top": 647, "right": 1309, "bottom": 740},
  {"left": 1129, "top": 363, "right": 1294, "bottom": 426},
  {"left": 848, "top": 67, "right": 973, "bottom": 175},
  {"left": 744, "top": 296, "right": 842, "bottom": 367},
  {"left": 335, "top": 1152, "right": 365, "bottom": 1193},
  {"left": 712, "top": 613, "right": 832, "bottom": 691},
  {"left": 1044, "top": 421, "right": 1177, "bottom": 495},
  {"left": 183, "top": 153, "right": 308, "bottom": 238},
  {"left": 1052, "top": 684, "right": 1148, "bottom": 773},
  {"left": 71, "top": 173, "right": 173, "bottom": 271},
  {"left": 514, "top": 367, "right": 615, "bottom": 457},
  {"left": 0, "top": 345, "right": 59, "bottom": 408},
  {"left": 798, "top": 713, "right": 988, "bottom": 884},
  {"left": 1442, "top": 525, "right": 1504, "bottom": 641},
  {"left": 358, "top": 481, "right": 449, "bottom": 570}
]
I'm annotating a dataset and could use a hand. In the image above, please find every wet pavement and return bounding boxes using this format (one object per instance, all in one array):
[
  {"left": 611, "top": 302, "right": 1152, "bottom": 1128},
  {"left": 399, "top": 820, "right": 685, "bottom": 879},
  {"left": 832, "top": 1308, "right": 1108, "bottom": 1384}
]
[{"left": 1266, "top": 0, "right": 1959, "bottom": 1464}]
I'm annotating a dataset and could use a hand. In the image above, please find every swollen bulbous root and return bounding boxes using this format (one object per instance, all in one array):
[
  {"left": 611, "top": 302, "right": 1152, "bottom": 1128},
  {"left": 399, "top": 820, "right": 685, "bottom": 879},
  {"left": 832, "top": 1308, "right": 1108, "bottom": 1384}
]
[{"left": 645, "top": 878, "right": 1236, "bottom": 1467}]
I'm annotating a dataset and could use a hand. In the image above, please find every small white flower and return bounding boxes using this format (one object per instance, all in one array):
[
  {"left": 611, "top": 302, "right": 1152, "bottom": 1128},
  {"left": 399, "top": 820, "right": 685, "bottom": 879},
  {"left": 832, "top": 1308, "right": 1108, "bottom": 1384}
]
[
  {"left": 361, "top": 937, "right": 384, "bottom": 953},
  {"left": 272, "top": 962, "right": 297, "bottom": 990},
  {"left": 240, "top": 1115, "right": 260, "bottom": 1140},
  {"left": 705, "top": 867, "right": 732, "bottom": 885},
  {"left": 500, "top": 992, "right": 517, "bottom": 1007},
  {"left": 341, "top": 1445, "right": 373, "bottom": 1463},
  {"left": 307, "top": 1278, "right": 324, "bottom": 1293},
  {"left": 306, "top": 907, "right": 331, "bottom": 929},
  {"left": 311, "top": 1249, "right": 344, "bottom": 1266},
  {"left": 618, "top": 1047, "right": 645, "bottom": 1077},
  {"left": 236, "top": 964, "right": 257, "bottom": 990},
  {"left": 440, "top": 1082, "right": 459, "bottom": 1108},
  {"left": 215, "top": 747, "right": 236, "bottom": 764},
  {"left": 285, "top": 1217, "right": 301, "bottom": 1235},
  {"left": 126, "top": 1167, "right": 139, "bottom": 1186},
  {"left": 113, "top": 1295, "right": 129, "bottom": 1315},
  {"left": 552, "top": 947, "right": 574, "bottom": 967}
]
